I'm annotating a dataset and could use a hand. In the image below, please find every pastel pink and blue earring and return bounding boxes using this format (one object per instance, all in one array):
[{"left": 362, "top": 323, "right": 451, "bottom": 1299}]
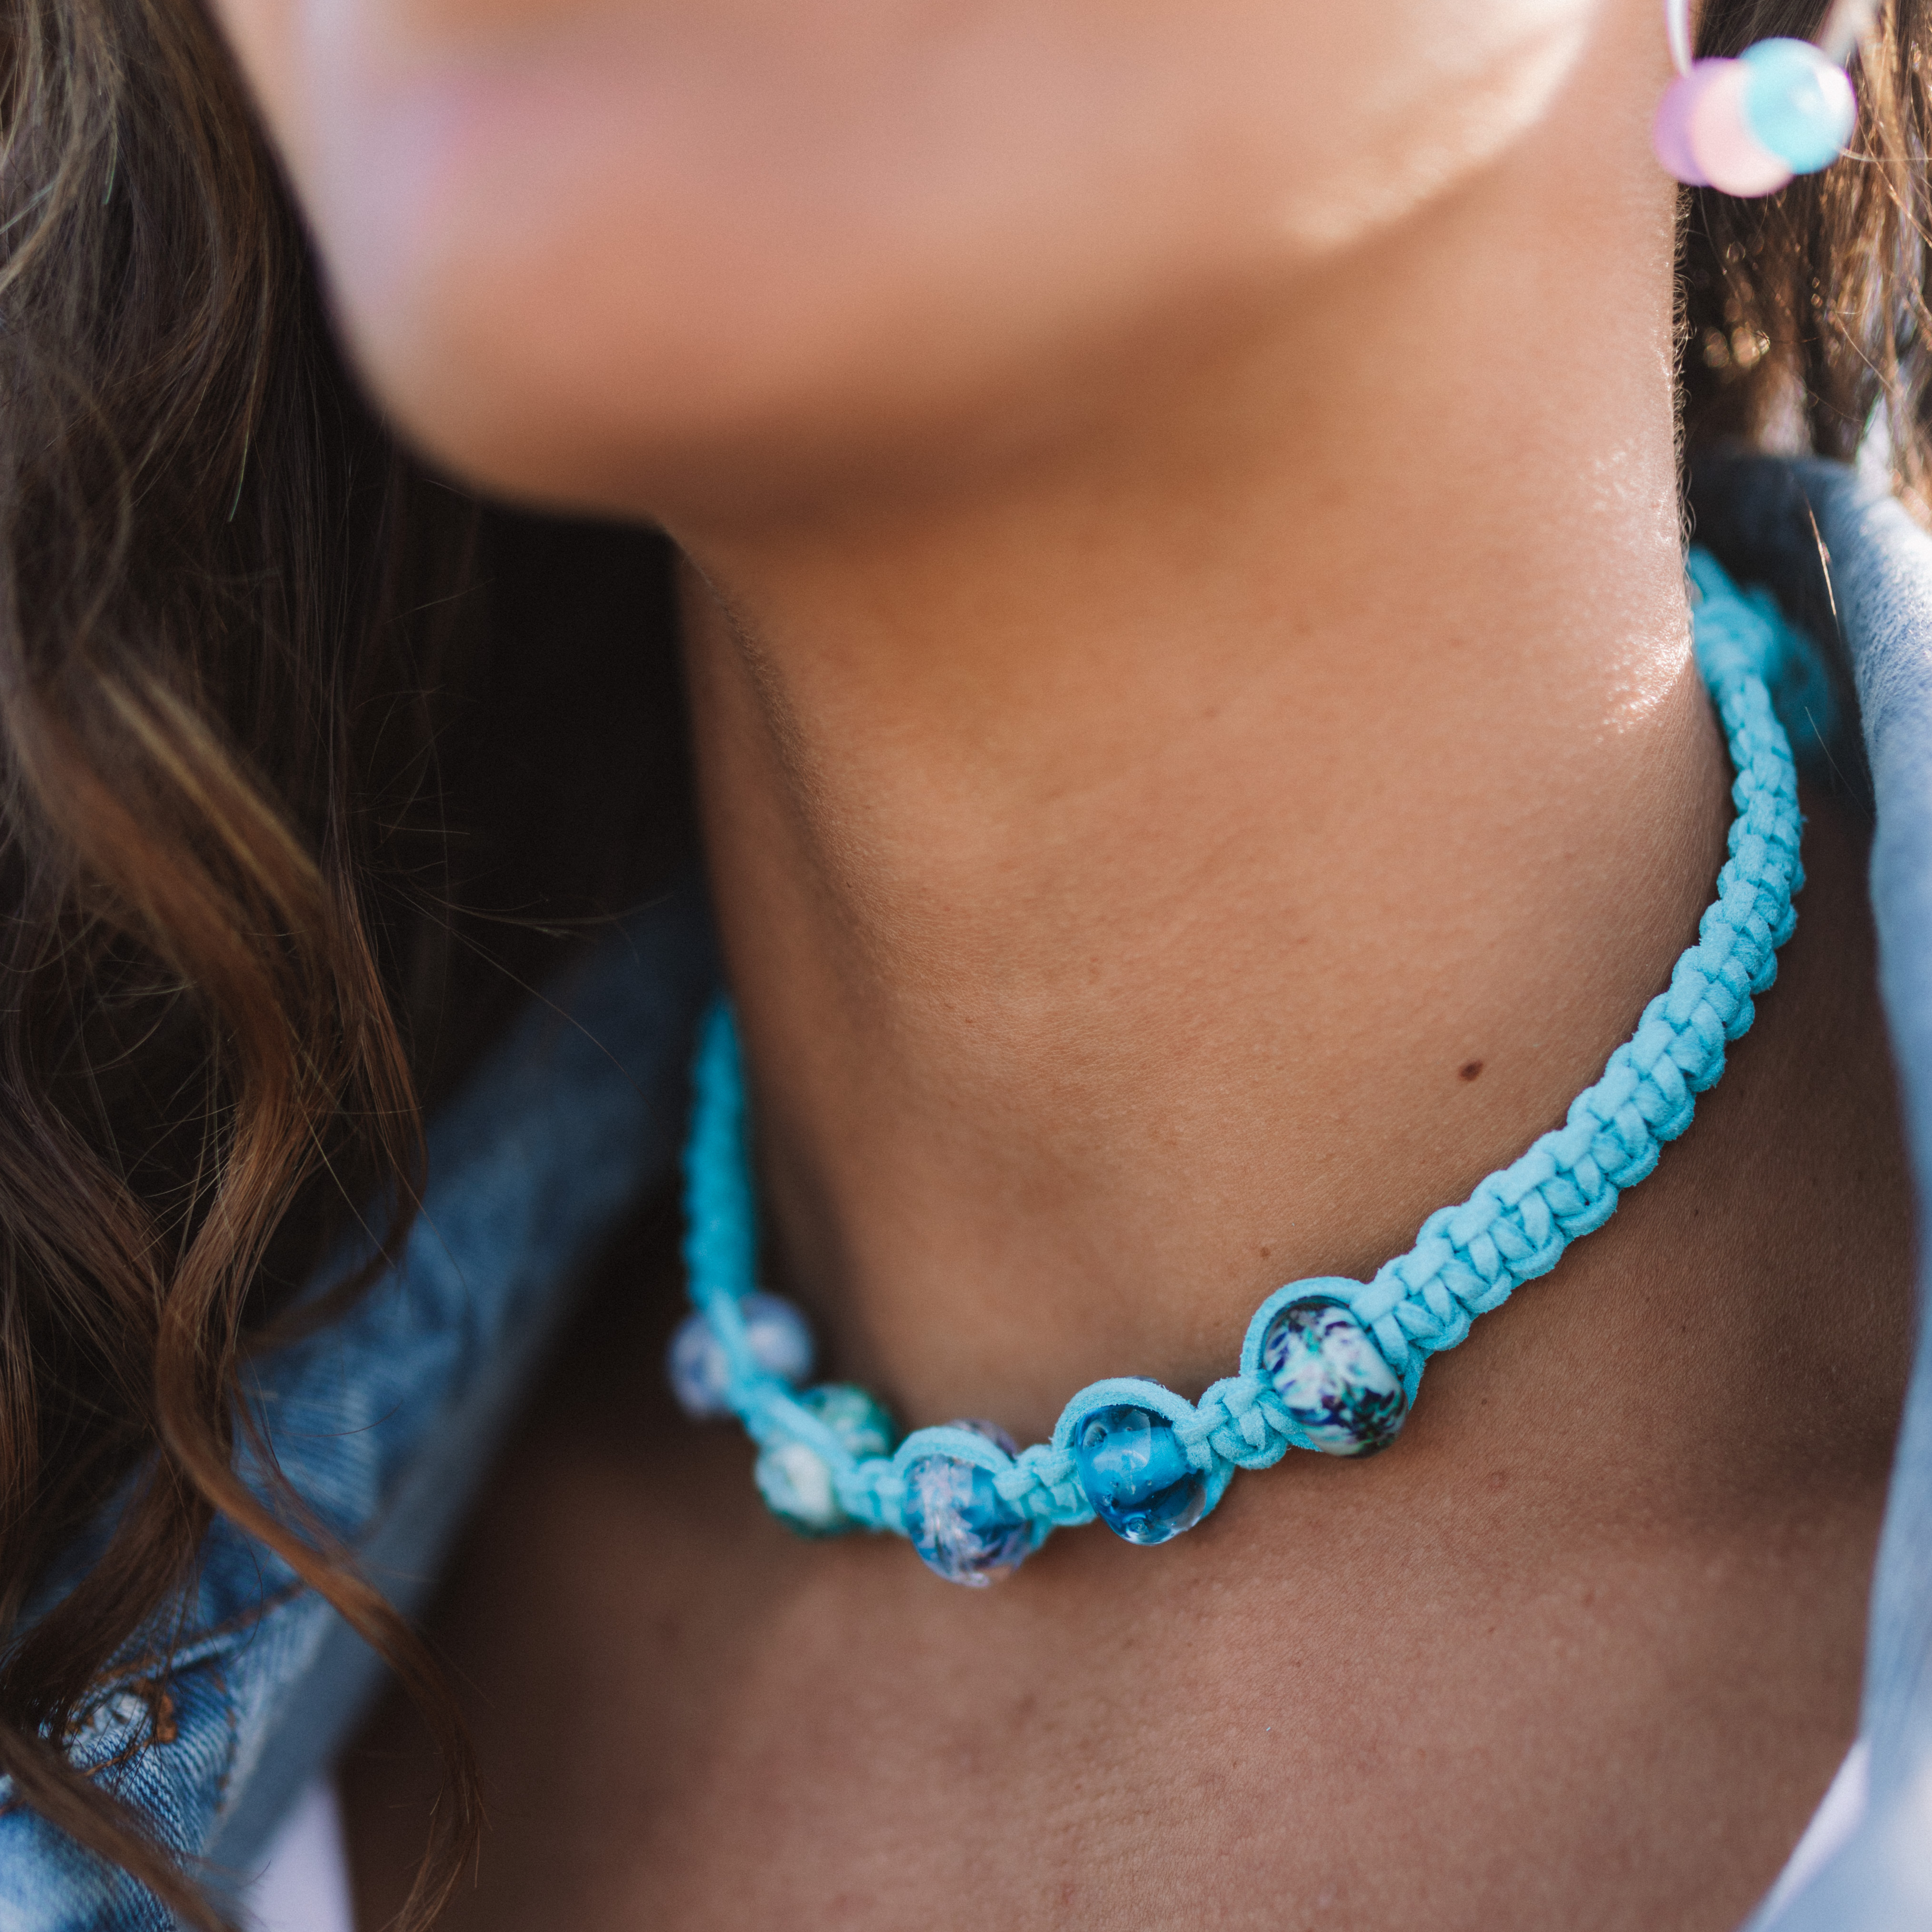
[{"left": 1654, "top": 0, "right": 1875, "bottom": 196}]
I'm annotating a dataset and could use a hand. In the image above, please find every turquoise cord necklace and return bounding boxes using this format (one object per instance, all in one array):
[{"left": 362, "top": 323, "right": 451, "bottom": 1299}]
[{"left": 669, "top": 548, "right": 1821, "bottom": 1586}]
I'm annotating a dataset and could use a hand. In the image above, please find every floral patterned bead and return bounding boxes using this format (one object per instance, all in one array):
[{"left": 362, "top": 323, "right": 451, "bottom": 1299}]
[
  {"left": 756, "top": 1384, "right": 897, "bottom": 1537},
  {"left": 901, "top": 1420, "right": 1031, "bottom": 1587},
  {"left": 1073, "top": 1405, "right": 1207, "bottom": 1546},
  {"left": 1259, "top": 1299, "right": 1406, "bottom": 1456}
]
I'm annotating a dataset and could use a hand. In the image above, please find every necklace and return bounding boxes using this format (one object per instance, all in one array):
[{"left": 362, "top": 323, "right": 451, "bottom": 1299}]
[{"left": 669, "top": 547, "right": 1816, "bottom": 1586}]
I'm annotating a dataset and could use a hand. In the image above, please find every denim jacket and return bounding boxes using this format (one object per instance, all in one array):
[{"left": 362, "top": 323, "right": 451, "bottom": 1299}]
[{"left": 3, "top": 455, "right": 1931, "bottom": 1928}]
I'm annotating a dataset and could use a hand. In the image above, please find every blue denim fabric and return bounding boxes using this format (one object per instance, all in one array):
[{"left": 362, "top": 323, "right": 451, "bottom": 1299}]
[
  {"left": 1695, "top": 456, "right": 1932, "bottom": 1930},
  {"left": 7, "top": 458, "right": 1932, "bottom": 1926},
  {"left": 0, "top": 888, "right": 717, "bottom": 1927}
]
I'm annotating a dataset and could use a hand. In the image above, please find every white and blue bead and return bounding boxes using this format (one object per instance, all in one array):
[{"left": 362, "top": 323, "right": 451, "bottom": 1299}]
[
  {"left": 668, "top": 1291, "right": 814, "bottom": 1419},
  {"left": 1246, "top": 1288, "right": 1408, "bottom": 1457}
]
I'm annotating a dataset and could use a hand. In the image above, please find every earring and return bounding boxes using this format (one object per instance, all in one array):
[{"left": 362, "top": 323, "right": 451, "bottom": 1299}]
[{"left": 1653, "top": 0, "right": 1875, "bottom": 196}]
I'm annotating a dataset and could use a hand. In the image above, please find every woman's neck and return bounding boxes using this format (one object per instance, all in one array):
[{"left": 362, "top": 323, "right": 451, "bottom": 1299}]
[
  {"left": 668, "top": 39, "right": 1728, "bottom": 1442},
  {"left": 342, "top": 23, "right": 1922, "bottom": 1922}
]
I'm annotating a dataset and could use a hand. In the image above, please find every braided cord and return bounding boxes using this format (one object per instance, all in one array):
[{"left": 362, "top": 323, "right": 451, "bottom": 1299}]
[
  {"left": 1345, "top": 550, "right": 1805, "bottom": 1392},
  {"left": 679, "top": 548, "right": 1809, "bottom": 1542}
]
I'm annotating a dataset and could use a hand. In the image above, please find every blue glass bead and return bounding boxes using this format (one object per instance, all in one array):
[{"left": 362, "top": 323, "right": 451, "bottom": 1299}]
[
  {"left": 755, "top": 1383, "right": 897, "bottom": 1536},
  {"left": 667, "top": 1291, "right": 815, "bottom": 1418},
  {"left": 1741, "top": 38, "right": 1855, "bottom": 174},
  {"left": 1259, "top": 1299, "right": 1406, "bottom": 1456},
  {"left": 1073, "top": 1404, "right": 1207, "bottom": 1546},
  {"left": 900, "top": 1420, "right": 1031, "bottom": 1586}
]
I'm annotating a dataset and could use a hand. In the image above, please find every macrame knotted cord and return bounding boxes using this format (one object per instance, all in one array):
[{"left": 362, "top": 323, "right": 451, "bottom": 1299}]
[{"left": 677, "top": 546, "right": 1810, "bottom": 1546}]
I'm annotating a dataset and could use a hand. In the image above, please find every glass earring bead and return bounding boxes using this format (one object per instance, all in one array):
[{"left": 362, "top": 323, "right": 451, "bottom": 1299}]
[
  {"left": 1689, "top": 59, "right": 1795, "bottom": 197},
  {"left": 668, "top": 1291, "right": 815, "bottom": 1418},
  {"left": 1654, "top": 62, "right": 1729, "bottom": 183},
  {"left": 1741, "top": 38, "right": 1855, "bottom": 173},
  {"left": 755, "top": 1383, "right": 897, "bottom": 1536},
  {"left": 1073, "top": 1405, "right": 1208, "bottom": 1546},
  {"left": 900, "top": 1421, "right": 1032, "bottom": 1586},
  {"left": 1259, "top": 1300, "right": 1407, "bottom": 1456}
]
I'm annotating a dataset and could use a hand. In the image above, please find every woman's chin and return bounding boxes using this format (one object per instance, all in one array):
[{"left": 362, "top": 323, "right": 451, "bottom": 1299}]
[
  {"left": 320, "top": 173, "right": 1275, "bottom": 526},
  {"left": 265, "top": 0, "right": 1594, "bottom": 522}
]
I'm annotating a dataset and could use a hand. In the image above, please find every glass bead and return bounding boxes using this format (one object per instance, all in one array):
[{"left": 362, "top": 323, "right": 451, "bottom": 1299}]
[
  {"left": 1259, "top": 1299, "right": 1406, "bottom": 1456},
  {"left": 1073, "top": 1404, "right": 1207, "bottom": 1546},
  {"left": 801, "top": 1382, "right": 897, "bottom": 1459},
  {"left": 756, "top": 1441, "right": 842, "bottom": 1534},
  {"left": 901, "top": 1420, "right": 1031, "bottom": 1586},
  {"left": 755, "top": 1383, "right": 897, "bottom": 1536},
  {"left": 1653, "top": 65, "right": 1724, "bottom": 184},
  {"left": 667, "top": 1291, "right": 815, "bottom": 1418},
  {"left": 1741, "top": 38, "right": 1855, "bottom": 175},
  {"left": 1688, "top": 59, "right": 1794, "bottom": 198}
]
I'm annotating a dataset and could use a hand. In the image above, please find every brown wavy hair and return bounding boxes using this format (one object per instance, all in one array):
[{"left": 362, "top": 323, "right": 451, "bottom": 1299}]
[
  {"left": 0, "top": 0, "right": 1921, "bottom": 1925},
  {"left": 0, "top": 1, "right": 690, "bottom": 1924}
]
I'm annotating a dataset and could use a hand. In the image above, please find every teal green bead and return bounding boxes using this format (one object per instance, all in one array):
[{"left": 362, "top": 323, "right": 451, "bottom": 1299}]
[
  {"left": 755, "top": 1383, "right": 897, "bottom": 1536},
  {"left": 1741, "top": 38, "right": 1855, "bottom": 174},
  {"left": 801, "top": 1382, "right": 896, "bottom": 1458}
]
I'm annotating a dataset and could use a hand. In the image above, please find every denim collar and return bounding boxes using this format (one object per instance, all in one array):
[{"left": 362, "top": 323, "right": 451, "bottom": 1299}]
[{"left": 1692, "top": 453, "right": 1932, "bottom": 1928}]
